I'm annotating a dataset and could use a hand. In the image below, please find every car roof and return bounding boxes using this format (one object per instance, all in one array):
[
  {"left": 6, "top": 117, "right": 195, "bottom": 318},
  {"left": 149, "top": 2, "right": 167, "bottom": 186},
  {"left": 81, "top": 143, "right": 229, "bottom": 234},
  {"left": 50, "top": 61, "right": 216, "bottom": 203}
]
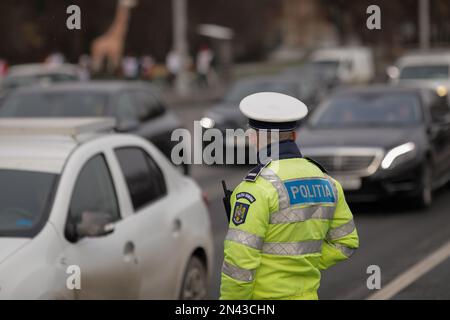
[
  {"left": 0, "top": 135, "right": 78, "bottom": 174},
  {"left": 311, "top": 46, "right": 372, "bottom": 60},
  {"left": 10, "top": 80, "right": 155, "bottom": 95},
  {"left": 0, "top": 118, "right": 115, "bottom": 174},
  {"left": 234, "top": 75, "right": 301, "bottom": 86},
  {"left": 7, "top": 63, "right": 80, "bottom": 77}
]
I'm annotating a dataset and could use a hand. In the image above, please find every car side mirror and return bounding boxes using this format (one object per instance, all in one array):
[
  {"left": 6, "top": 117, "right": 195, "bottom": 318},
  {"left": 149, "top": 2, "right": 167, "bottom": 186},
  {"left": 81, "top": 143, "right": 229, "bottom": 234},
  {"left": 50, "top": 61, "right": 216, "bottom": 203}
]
[{"left": 76, "top": 211, "right": 115, "bottom": 239}]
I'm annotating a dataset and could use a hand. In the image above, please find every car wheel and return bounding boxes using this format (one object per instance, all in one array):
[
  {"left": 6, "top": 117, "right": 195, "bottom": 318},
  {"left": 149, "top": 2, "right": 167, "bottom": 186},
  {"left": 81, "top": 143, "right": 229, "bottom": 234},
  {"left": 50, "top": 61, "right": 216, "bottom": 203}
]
[
  {"left": 179, "top": 256, "right": 207, "bottom": 300},
  {"left": 416, "top": 164, "right": 433, "bottom": 208}
]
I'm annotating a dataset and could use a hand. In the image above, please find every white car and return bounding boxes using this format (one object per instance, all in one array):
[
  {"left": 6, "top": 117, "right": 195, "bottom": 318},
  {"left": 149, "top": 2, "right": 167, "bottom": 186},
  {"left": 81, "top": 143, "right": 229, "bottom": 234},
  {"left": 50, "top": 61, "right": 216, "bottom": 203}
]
[
  {"left": 0, "top": 118, "right": 213, "bottom": 299},
  {"left": 389, "top": 50, "right": 450, "bottom": 97}
]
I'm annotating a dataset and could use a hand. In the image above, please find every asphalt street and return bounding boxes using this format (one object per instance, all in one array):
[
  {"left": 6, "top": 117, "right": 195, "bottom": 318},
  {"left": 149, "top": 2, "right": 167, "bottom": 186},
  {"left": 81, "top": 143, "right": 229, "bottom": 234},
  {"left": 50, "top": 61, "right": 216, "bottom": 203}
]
[{"left": 173, "top": 101, "right": 450, "bottom": 300}]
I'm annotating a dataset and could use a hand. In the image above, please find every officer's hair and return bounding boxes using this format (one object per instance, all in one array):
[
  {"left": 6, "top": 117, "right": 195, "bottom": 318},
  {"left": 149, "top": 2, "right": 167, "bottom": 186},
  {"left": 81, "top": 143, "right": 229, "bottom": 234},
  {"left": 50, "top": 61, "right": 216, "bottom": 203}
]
[
  {"left": 278, "top": 131, "right": 296, "bottom": 141},
  {"left": 256, "top": 130, "right": 295, "bottom": 145}
]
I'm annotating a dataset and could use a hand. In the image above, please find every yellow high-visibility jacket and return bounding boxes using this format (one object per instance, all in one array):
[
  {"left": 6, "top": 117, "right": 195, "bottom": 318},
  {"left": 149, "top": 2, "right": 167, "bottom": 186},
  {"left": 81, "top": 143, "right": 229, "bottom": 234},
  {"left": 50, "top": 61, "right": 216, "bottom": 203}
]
[{"left": 220, "top": 154, "right": 359, "bottom": 300}]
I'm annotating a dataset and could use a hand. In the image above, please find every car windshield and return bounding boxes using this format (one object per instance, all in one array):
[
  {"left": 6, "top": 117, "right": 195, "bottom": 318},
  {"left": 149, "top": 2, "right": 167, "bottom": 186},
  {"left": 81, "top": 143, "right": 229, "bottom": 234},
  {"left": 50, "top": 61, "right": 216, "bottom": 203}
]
[
  {"left": 399, "top": 64, "right": 449, "bottom": 80},
  {"left": 0, "top": 92, "right": 108, "bottom": 117},
  {"left": 312, "top": 60, "right": 340, "bottom": 70},
  {"left": 0, "top": 169, "right": 58, "bottom": 237},
  {"left": 310, "top": 92, "right": 422, "bottom": 128},
  {"left": 224, "top": 81, "right": 298, "bottom": 103}
]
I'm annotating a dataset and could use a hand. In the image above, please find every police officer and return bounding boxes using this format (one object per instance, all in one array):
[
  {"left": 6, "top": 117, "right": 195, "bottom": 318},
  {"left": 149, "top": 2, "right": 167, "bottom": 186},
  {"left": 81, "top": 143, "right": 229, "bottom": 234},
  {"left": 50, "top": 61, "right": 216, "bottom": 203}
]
[{"left": 220, "top": 92, "right": 359, "bottom": 300}]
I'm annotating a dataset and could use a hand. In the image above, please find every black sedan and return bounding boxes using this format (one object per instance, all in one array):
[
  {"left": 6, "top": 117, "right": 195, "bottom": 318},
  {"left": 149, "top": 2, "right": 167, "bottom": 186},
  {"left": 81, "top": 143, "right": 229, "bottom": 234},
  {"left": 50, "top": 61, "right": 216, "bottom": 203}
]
[
  {"left": 298, "top": 85, "right": 450, "bottom": 207},
  {"left": 0, "top": 81, "right": 188, "bottom": 173}
]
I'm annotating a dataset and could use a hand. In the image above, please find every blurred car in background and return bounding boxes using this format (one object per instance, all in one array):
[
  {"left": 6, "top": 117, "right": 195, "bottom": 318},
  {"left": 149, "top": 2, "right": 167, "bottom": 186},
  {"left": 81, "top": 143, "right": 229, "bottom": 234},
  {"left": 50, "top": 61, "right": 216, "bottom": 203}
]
[
  {"left": 200, "top": 75, "right": 321, "bottom": 163},
  {"left": 310, "top": 47, "right": 375, "bottom": 84},
  {"left": 388, "top": 50, "right": 450, "bottom": 98},
  {"left": 0, "top": 118, "right": 212, "bottom": 299},
  {"left": 0, "top": 63, "right": 82, "bottom": 94},
  {"left": 298, "top": 85, "right": 450, "bottom": 207},
  {"left": 0, "top": 81, "right": 188, "bottom": 174}
]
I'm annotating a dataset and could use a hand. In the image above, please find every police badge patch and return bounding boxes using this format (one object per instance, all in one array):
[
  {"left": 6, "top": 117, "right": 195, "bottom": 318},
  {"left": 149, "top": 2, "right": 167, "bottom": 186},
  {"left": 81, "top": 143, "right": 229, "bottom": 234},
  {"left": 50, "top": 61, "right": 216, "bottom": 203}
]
[
  {"left": 232, "top": 202, "right": 250, "bottom": 226},
  {"left": 236, "top": 192, "right": 256, "bottom": 203}
]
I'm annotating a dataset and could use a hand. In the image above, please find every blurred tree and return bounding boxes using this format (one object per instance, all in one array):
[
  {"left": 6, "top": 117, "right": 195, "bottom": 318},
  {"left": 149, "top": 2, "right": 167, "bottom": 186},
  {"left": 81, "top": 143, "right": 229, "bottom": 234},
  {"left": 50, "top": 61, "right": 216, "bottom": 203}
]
[{"left": 0, "top": 0, "right": 281, "bottom": 64}]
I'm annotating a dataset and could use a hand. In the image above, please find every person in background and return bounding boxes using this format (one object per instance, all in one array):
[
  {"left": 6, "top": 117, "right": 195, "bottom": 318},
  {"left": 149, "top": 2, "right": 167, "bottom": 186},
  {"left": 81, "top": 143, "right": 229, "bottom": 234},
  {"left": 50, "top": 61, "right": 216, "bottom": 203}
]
[
  {"left": 196, "top": 44, "right": 214, "bottom": 88},
  {"left": 0, "top": 58, "right": 8, "bottom": 78},
  {"left": 166, "top": 50, "right": 181, "bottom": 87},
  {"left": 122, "top": 55, "right": 139, "bottom": 80},
  {"left": 78, "top": 54, "right": 91, "bottom": 81},
  {"left": 140, "top": 55, "right": 155, "bottom": 81}
]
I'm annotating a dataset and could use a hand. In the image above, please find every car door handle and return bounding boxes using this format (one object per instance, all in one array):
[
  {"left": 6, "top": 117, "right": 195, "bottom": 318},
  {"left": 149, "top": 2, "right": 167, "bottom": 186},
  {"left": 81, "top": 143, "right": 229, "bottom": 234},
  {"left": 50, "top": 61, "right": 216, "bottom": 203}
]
[
  {"left": 123, "top": 241, "right": 138, "bottom": 264},
  {"left": 172, "top": 218, "right": 182, "bottom": 235}
]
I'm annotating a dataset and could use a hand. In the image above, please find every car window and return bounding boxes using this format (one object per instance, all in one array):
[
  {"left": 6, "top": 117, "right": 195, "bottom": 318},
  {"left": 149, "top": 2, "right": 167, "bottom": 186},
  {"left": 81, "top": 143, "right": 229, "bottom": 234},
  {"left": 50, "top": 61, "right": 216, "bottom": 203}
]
[
  {"left": 400, "top": 65, "right": 449, "bottom": 80},
  {"left": 68, "top": 154, "right": 120, "bottom": 229},
  {"left": 0, "top": 92, "right": 108, "bottom": 117},
  {"left": 310, "top": 92, "right": 422, "bottom": 128},
  {"left": 312, "top": 60, "right": 340, "bottom": 71},
  {"left": 133, "top": 90, "right": 165, "bottom": 120},
  {"left": 115, "top": 147, "right": 166, "bottom": 211},
  {"left": 342, "top": 59, "right": 353, "bottom": 71},
  {"left": 298, "top": 80, "right": 315, "bottom": 99}
]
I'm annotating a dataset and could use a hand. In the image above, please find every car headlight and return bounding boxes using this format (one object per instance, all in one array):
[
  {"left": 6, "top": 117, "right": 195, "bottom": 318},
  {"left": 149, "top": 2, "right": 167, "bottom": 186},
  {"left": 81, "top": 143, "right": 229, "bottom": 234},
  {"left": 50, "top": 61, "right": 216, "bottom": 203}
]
[
  {"left": 200, "top": 117, "right": 215, "bottom": 129},
  {"left": 386, "top": 66, "right": 400, "bottom": 80},
  {"left": 436, "top": 85, "right": 448, "bottom": 97},
  {"left": 381, "top": 142, "right": 416, "bottom": 170}
]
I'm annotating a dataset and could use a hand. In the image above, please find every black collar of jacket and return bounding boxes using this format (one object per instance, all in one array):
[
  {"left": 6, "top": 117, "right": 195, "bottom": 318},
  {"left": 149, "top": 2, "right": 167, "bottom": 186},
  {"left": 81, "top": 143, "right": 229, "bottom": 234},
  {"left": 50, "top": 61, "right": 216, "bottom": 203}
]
[{"left": 244, "top": 140, "right": 303, "bottom": 182}]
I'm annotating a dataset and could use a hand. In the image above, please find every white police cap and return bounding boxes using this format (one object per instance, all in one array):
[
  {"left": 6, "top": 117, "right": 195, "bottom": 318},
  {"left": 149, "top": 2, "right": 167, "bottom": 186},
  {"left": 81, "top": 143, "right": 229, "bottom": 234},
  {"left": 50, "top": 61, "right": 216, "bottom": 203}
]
[{"left": 239, "top": 92, "right": 308, "bottom": 131}]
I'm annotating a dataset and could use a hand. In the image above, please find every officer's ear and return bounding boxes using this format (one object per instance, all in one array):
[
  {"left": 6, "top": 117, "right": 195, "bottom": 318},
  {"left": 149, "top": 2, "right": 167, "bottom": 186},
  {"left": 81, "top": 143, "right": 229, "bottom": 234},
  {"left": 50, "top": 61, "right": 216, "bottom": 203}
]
[{"left": 292, "top": 131, "right": 297, "bottom": 141}]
